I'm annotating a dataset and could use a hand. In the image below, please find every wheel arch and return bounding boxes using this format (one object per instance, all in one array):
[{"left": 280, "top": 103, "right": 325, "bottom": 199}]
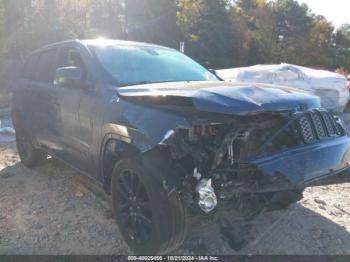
[
  {"left": 99, "top": 134, "right": 139, "bottom": 194},
  {"left": 99, "top": 122, "right": 156, "bottom": 193}
]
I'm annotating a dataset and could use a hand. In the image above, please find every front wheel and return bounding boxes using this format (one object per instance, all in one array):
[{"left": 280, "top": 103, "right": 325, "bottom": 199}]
[{"left": 111, "top": 157, "right": 187, "bottom": 254}]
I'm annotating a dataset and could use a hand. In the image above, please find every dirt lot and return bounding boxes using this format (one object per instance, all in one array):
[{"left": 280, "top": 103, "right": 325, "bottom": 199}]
[{"left": 1, "top": 132, "right": 350, "bottom": 255}]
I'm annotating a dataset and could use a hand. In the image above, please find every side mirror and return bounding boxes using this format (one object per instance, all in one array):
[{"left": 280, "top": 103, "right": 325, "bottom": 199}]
[{"left": 54, "top": 66, "right": 83, "bottom": 88}]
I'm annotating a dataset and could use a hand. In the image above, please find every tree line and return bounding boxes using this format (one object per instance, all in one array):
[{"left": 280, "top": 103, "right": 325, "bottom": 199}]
[{"left": 0, "top": 0, "right": 350, "bottom": 89}]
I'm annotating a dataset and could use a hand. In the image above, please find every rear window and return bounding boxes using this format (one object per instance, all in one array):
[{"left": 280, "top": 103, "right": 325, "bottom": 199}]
[{"left": 35, "top": 49, "right": 58, "bottom": 83}]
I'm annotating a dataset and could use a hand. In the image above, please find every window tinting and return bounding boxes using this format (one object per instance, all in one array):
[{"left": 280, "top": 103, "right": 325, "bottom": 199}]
[
  {"left": 57, "top": 48, "right": 87, "bottom": 79},
  {"left": 36, "top": 49, "right": 58, "bottom": 83}
]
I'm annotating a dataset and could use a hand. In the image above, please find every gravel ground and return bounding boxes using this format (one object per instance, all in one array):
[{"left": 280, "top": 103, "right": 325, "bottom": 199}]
[{"left": 1, "top": 133, "right": 350, "bottom": 255}]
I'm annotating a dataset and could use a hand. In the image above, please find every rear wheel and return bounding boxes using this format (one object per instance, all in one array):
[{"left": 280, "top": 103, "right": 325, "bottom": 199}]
[
  {"left": 15, "top": 122, "right": 47, "bottom": 167},
  {"left": 111, "top": 157, "right": 187, "bottom": 254}
]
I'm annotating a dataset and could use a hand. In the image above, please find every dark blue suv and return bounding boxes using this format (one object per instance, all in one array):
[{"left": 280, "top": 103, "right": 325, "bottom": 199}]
[{"left": 11, "top": 39, "right": 350, "bottom": 254}]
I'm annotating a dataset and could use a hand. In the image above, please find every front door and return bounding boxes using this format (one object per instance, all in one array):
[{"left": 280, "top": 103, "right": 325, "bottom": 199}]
[
  {"left": 30, "top": 48, "right": 63, "bottom": 152},
  {"left": 55, "top": 47, "right": 94, "bottom": 173}
]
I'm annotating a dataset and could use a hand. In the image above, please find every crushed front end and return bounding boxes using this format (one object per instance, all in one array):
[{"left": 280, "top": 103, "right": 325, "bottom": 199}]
[{"left": 161, "top": 108, "right": 350, "bottom": 216}]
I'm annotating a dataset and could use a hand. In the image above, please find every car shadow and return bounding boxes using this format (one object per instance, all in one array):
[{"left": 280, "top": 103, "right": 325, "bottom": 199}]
[
  {"left": 2, "top": 159, "right": 350, "bottom": 255},
  {"left": 180, "top": 201, "right": 350, "bottom": 254}
]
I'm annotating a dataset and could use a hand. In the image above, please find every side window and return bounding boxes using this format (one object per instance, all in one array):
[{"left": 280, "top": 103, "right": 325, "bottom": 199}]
[
  {"left": 58, "top": 48, "right": 87, "bottom": 79},
  {"left": 35, "top": 49, "right": 58, "bottom": 83},
  {"left": 22, "top": 53, "right": 39, "bottom": 80}
]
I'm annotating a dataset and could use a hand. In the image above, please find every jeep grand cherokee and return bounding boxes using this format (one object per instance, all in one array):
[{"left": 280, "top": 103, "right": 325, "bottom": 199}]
[{"left": 11, "top": 39, "right": 350, "bottom": 254}]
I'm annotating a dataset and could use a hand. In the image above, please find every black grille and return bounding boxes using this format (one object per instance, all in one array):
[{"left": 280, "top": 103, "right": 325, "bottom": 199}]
[
  {"left": 321, "top": 111, "right": 337, "bottom": 136},
  {"left": 297, "top": 115, "right": 315, "bottom": 143},
  {"left": 294, "top": 110, "right": 344, "bottom": 144},
  {"left": 310, "top": 111, "right": 327, "bottom": 138}
]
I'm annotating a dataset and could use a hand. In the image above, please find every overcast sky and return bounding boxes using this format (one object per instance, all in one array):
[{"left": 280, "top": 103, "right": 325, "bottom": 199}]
[{"left": 296, "top": 0, "right": 349, "bottom": 29}]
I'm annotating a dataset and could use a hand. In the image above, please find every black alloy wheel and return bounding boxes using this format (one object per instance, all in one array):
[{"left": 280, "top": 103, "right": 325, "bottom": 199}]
[
  {"left": 111, "top": 156, "right": 187, "bottom": 254},
  {"left": 116, "top": 169, "right": 153, "bottom": 242}
]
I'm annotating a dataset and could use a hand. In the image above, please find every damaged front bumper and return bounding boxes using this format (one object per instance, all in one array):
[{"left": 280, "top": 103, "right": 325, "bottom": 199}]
[
  {"left": 249, "top": 109, "right": 350, "bottom": 190},
  {"left": 251, "top": 135, "right": 350, "bottom": 189},
  {"left": 161, "top": 108, "right": 350, "bottom": 214}
]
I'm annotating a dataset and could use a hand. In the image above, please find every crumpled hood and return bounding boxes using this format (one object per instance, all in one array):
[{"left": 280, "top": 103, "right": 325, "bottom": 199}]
[{"left": 117, "top": 81, "right": 321, "bottom": 115}]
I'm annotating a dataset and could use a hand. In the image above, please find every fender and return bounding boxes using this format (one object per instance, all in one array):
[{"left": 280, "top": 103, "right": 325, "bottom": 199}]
[{"left": 99, "top": 123, "right": 155, "bottom": 192}]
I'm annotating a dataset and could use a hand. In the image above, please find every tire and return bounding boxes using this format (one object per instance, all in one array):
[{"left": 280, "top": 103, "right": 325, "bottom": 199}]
[
  {"left": 111, "top": 157, "right": 187, "bottom": 254},
  {"left": 15, "top": 121, "right": 47, "bottom": 168}
]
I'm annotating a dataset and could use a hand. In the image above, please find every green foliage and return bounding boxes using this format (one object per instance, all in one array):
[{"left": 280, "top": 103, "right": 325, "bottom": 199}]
[
  {"left": 233, "top": 0, "right": 275, "bottom": 65},
  {"left": 334, "top": 24, "right": 350, "bottom": 71},
  {"left": 177, "top": 0, "right": 236, "bottom": 68},
  {"left": 270, "top": 0, "right": 314, "bottom": 65},
  {"left": 125, "top": 0, "right": 180, "bottom": 48},
  {"left": 0, "top": 0, "right": 350, "bottom": 94},
  {"left": 305, "top": 17, "right": 335, "bottom": 68}
]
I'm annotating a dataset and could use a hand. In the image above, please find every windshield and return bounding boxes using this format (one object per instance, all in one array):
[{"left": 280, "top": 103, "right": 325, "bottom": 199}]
[{"left": 90, "top": 44, "right": 218, "bottom": 86}]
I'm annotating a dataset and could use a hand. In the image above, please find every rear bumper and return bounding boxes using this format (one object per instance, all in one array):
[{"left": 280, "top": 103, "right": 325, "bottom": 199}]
[{"left": 251, "top": 136, "right": 350, "bottom": 186}]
